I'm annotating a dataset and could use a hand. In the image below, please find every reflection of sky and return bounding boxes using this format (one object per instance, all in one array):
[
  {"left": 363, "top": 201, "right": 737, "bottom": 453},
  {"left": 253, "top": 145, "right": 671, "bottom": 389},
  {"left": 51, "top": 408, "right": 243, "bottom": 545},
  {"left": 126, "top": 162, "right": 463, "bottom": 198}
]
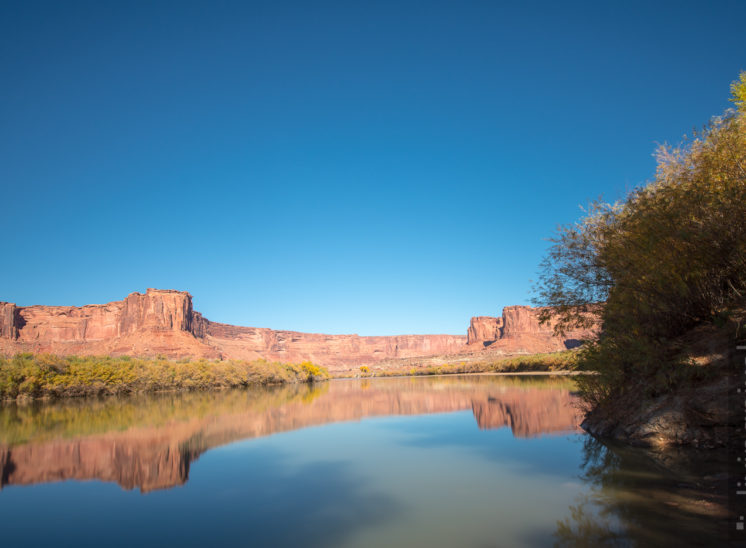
[
  {"left": 0, "top": 410, "right": 593, "bottom": 548},
  {"left": 258, "top": 413, "right": 590, "bottom": 548}
]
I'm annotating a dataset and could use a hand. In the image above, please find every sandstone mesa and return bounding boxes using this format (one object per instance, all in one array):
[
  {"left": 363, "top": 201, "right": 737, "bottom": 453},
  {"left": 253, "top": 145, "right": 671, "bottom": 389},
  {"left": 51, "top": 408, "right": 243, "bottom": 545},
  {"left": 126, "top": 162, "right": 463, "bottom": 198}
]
[{"left": 0, "top": 289, "right": 598, "bottom": 373}]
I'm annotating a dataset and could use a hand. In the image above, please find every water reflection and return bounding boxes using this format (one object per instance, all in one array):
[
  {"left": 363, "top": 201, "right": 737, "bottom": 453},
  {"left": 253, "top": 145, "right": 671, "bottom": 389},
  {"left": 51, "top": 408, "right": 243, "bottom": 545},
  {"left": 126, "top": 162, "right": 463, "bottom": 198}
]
[
  {"left": 0, "top": 375, "right": 580, "bottom": 492},
  {"left": 554, "top": 436, "right": 730, "bottom": 546}
]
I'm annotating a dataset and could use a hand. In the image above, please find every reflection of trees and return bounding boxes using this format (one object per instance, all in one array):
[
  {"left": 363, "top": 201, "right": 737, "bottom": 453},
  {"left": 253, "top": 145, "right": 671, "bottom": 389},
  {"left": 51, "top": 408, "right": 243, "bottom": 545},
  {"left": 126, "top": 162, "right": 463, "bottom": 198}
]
[
  {"left": 0, "top": 382, "right": 327, "bottom": 446},
  {"left": 554, "top": 436, "right": 728, "bottom": 546},
  {"left": 554, "top": 437, "right": 629, "bottom": 547},
  {"left": 554, "top": 502, "right": 625, "bottom": 547}
]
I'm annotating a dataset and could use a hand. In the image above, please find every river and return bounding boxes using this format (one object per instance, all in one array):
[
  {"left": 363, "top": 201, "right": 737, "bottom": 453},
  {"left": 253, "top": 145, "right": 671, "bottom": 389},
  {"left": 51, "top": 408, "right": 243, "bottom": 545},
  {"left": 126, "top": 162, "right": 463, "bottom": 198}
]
[{"left": 0, "top": 375, "right": 729, "bottom": 546}]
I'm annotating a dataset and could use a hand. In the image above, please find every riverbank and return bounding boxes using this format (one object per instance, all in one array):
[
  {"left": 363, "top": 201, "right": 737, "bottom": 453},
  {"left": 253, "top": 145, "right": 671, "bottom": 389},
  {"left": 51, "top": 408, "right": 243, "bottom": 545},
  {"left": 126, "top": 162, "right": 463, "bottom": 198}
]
[
  {"left": 340, "top": 349, "right": 582, "bottom": 378},
  {"left": 530, "top": 75, "right": 745, "bottom": 457},
  {"left": 0, "top": 354, "right": 329, "bottom": 401},
  {"left": 580, "top": 315, "right": 743, "bottom": 449},
  {"left": 0, "top": 349, "right": 583, "bottom": 401}
]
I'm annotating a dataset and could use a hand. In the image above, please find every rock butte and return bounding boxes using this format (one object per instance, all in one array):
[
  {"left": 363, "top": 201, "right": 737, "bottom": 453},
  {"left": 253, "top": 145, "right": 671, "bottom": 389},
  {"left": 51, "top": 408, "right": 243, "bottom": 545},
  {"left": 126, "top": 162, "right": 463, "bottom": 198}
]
[{"left": 0, "top": 289, "right": 598, "bottom": 373}]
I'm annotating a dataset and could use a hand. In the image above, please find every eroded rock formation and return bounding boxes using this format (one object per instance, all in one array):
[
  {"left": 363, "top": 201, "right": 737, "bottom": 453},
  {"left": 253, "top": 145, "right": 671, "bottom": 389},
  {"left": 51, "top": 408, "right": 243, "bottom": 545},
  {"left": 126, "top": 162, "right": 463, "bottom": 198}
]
[
  {"left": 0, "top": 289, "right": 465, "bottom": 371},
  {"left": 0, "top": 289, "right": 221, "bottom": 361},
  {"left": 466, "top": 305, "right": 599, "bottom": 353},
  {"left": 467, "top": 316, "right": 503, "bottom": 346}
]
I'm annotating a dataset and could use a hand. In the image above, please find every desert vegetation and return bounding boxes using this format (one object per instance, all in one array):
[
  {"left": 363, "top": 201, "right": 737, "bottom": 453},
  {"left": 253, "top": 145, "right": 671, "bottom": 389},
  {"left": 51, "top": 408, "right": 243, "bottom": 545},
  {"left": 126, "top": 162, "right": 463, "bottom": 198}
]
[
  {"left": 366, "top": 350, "right": 581, "bottom": 377},
  {"left": 0, "top": 353, "right": 329, "bottom": 400},
  {"left": 534, "top": 73, "right": 746, "bottom": 413}
]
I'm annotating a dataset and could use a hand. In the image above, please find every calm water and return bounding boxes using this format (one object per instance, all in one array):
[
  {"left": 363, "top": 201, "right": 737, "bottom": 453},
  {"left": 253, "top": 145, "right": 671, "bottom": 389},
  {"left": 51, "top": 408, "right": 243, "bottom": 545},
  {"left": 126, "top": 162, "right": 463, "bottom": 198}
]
[{"left": 0, "top": 375, "right": 728, "bottom": 547}]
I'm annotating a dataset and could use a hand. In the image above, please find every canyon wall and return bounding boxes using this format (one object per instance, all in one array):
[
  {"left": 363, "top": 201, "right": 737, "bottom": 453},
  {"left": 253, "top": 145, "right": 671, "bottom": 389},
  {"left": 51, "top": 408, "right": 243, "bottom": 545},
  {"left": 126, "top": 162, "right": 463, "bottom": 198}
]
[
  {"left": 0, "top": 289, "right": 221, "bottom": 361},
  {"left": 0, "top": 289, "right": 599, "bottom": 371},
  {"left": 0, "top": 289, "right": 465, "bottom": 371},
  {"left": 201, "top": 321, "right": 466, "bottom": 368},
  {"left": 466, "top": 305, "right": 600, "bottom": 353}
]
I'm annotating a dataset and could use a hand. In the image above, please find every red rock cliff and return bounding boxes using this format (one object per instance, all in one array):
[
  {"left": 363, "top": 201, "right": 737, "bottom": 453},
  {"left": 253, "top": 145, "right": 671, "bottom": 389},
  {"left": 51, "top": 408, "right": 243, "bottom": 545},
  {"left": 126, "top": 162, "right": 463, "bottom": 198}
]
[
  {"left": 467, "top": 316, "right": 504, "bottom": 346},
  {"left": 0, "top": 289, "right": 219, "bottom": 360},
  {"left": 0, "top": 289, "right": 465, "bottom": 371},
  {"left": 201, "top": 321, "right": 466, "bottom": 369},
  {"left": 466, "top": 305, "right": 599, "bottom": 353}
]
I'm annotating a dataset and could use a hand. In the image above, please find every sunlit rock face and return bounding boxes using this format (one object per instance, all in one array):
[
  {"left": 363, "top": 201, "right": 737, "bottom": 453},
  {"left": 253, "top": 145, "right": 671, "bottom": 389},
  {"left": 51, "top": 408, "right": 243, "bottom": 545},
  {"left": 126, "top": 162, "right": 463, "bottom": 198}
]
[
  {"left": 8, "top": 289, "right": 195, "bottom": 342},
  {"left": 201, "top": 321, "right": 467, "bottom": 369},
  {"left": 466, "top": 305, "right": 600, "bottom": 353},
  {"left": 0, "top": 289, "right": 221, "bottom": 360},
  {"left": 0, "top": 377, "right": 582, "bottom": 492},
  {"left": 0, "top": 289, "right": 466, "bottom": 369},
  {"left": 467, "top": 316, "right": 503, "bottom": 346}
]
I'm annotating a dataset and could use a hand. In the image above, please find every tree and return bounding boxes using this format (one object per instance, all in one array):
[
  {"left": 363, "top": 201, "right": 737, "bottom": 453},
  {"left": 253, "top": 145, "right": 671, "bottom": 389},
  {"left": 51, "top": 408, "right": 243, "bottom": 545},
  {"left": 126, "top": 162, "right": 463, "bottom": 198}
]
[{"left": 533, "top": 72, "right": 746, "bottom": 407}]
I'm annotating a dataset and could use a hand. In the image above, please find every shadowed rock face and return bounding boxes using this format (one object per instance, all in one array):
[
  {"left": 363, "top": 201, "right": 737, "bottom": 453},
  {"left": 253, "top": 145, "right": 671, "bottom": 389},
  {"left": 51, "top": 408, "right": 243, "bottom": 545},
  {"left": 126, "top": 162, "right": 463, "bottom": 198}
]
[
  {"left": 0, "top": 290, "right": 599, "bottom": 371},
  {"left": 0, "top": 377, "right": 581, "bottom": 492},
  {"left": 0, "top": 303, "right": 18, "bottom": 340}
]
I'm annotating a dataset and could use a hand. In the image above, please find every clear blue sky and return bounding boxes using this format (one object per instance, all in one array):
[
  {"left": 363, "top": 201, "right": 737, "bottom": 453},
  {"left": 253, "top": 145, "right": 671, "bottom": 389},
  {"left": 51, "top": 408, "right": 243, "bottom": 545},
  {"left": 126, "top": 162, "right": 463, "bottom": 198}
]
[{"left": 1, "top": 1, "right": 744, "bottom": 335}]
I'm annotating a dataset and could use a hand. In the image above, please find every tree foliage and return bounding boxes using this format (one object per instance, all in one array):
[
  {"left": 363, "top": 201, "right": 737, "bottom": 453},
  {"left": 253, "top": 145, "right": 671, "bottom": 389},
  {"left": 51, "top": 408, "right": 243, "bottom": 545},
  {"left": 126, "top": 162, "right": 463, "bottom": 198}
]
[{"left": 534, "top": 72, "right": 746, "bottom": 407}]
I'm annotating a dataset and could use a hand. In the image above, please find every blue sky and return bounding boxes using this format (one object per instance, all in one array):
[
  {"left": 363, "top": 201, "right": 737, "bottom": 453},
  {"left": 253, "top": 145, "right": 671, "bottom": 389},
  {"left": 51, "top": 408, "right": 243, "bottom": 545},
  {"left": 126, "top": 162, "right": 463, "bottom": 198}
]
[{"left": 1, "top": 1, "right": 744, "bottom": 335}]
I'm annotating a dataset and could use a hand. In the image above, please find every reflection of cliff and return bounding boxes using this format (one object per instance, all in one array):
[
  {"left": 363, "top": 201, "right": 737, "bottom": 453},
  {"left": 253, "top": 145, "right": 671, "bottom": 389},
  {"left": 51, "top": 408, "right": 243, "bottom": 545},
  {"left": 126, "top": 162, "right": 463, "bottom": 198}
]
[
  {"left": 471, "top": 389, "right": 582, "bottom": 437},
  {"left": 0, "top": 377, "right": 581, "bottom": 493},
  {"left": 0, "top": 434, "right": 195, "bottom": 493}
]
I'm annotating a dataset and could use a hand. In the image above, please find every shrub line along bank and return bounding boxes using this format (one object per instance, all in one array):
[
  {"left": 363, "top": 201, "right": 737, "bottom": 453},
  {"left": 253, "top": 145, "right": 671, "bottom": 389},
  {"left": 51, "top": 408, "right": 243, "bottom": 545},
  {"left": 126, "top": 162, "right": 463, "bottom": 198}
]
[
  {"left": 0, "top": 353, "right": 329, "bottom": 401},
  {"left": 339, "top": 350, "right": 581, "bottom": 378},
  {"left": 0, "top": 350, "right": 581, "bottom": 401}
]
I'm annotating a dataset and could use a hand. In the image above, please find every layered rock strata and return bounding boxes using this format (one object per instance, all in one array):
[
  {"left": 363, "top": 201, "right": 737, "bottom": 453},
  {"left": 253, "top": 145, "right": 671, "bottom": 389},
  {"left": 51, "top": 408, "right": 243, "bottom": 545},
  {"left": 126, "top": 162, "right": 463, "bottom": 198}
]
[
  {"left": 466, "top": 305, "right": 600, "bottom": 353},
  {"left": 0, "top": 289, "right": 599, "bottom": 371},
  {"left": 467, "top": 316, "right": 503, "bottom": 346},
  {"left": 0, "top": 289, "right": 465, "bottom": 371}
]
